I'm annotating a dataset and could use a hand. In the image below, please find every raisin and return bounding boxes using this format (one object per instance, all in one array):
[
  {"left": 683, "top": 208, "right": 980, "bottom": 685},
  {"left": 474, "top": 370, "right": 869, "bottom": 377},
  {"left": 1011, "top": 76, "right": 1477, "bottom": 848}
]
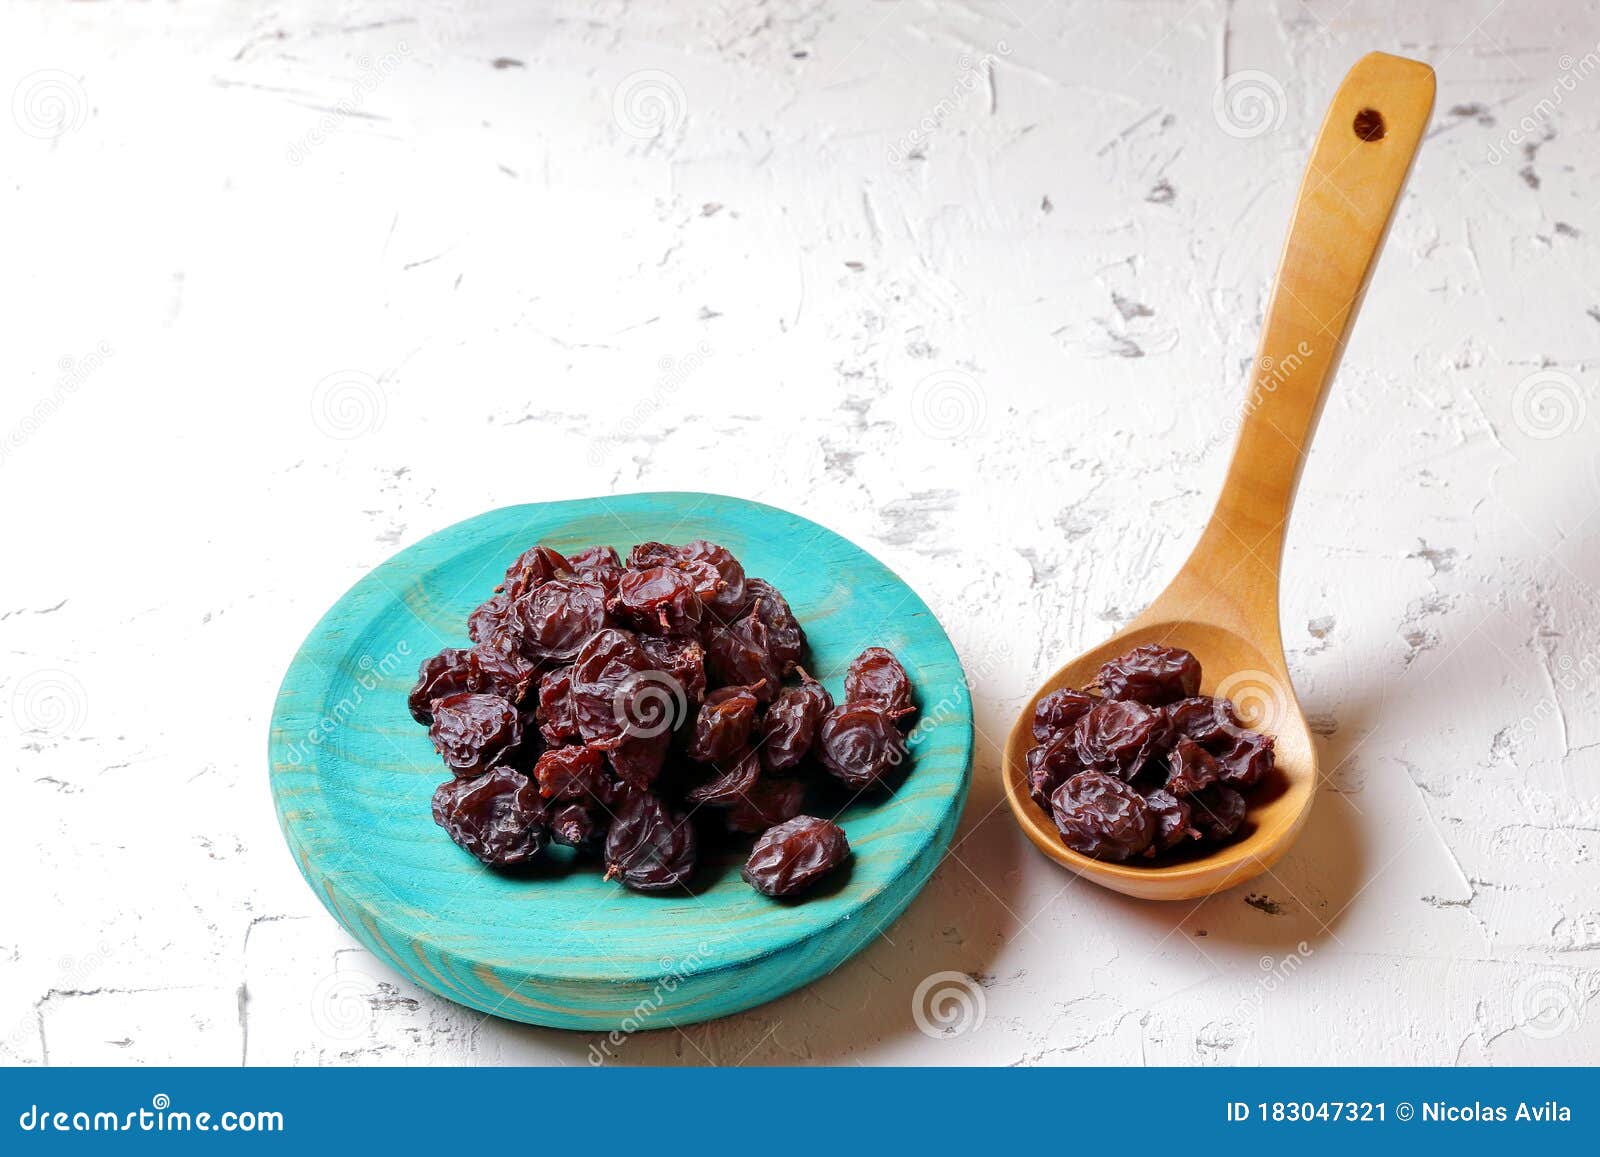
[
  {"left": 605, "top": 730, "right": 671, "bottom": 790},
  {"left": 817, "top": 702, "right": 907, "bottom": 790},
  {"left": 1095, "top": 644, "right": 1202, "bottom": 706},
  {"left": 685, "top": 683, "right": 761, "bottom": 763},
  {"left": 568, "top": 628, "right": 652, "bottom": 742},
  {"left": 1164, "top": 736, "right": 1221, "bottom": 796},
  {"left": 1188, "top": 784, "right": 1248, "bottom": 841},
  {"left": 844, "top": 646, "right": 917, "bottom": 725},
  {"left": 1142, "top": 788, "right": 1196, "bottom": 852},
  {"left": 533, "top": 743, "right": 607, "bottom": 800},
  {"left": 432, "top": 768, "right": 547, "bottom": 865},
  {"left": 757, "top": 673, "right": 832, "bottom": 772},
  {"left": 1025, "top": 729, "right": 1086, "bottom": 809},
  {"left": 498, "top": 544, "right": 570, "bottom": 599},
  {"left": 409, "top": 646, "right": 533, "bottom": 723},
  {"left": 467, "top": 592, "right": 520, "bottom": 654},
  {"left": 685, "top": 746, "right": 762, "bottom": 807},
  {"left": 548, "top": 801, "right": 604, "bottom": 850},
  {"left": 1049, "top": 770, "right": 1155, "bottom": 861},
  {"left": 514, "top": 578, "right": 609, "bottom": 660},
  {"left": 1072, "top": 699, "right": 1164, "bottom": 780},
  {"left": 565, "top": 544, "right": 624, "bottom": 593},
  {"left": 1031, "top": 687, "right": 1095, "bottom": 742},
  {"left": 680, "top": 539, "right": 747, "bottom": 617},
  {"left": 603, "top": 790, "right": 697, "bottom": 892},
  {"left": 741, "top": 578, "right": 805, "bottom": 672},
  {"left": 610, "top": 565, "right": 705, "bottom": 636},
  {"left": 704, "top": 603, "right": 781, "bottom": 696},
  {"left": 625, "top": 541, "right": 682, "bottom": 570},
  {"left": 1162, "top": 696, "right": 1241, "bottom": 749},
  {"left": 535, "top": 667, "right": 580, "bottom": 745},
  {"left": 639, "top": 634, "right": 708, "bottom": 703},
  {"left": 1216, "top": 732, "right": 1275, "bottom": 789},
  {"left": 428, "top": 692, "right": 525, "bottom": 777},
  {"left": 725, "top": 776, "right": 808, "bottom": 833},
  {"left": 741, "top": 816, "right": 851, "bottom": 897}
]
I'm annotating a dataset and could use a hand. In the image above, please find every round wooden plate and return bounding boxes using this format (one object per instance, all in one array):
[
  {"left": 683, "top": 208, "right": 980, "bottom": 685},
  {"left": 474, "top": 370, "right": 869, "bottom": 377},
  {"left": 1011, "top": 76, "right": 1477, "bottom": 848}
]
[{"left": 269, "top": 493, "right": 973, "bottom": 1030}]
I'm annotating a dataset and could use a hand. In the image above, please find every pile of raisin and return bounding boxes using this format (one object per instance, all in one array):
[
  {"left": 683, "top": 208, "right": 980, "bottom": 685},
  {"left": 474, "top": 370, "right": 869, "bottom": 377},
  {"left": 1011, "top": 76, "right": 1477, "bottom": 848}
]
[
  {"left": 410, "top": 539, "right": 921, "bottom": 900},
  {"left": 1023, "top": 644, "right": 1275, "bottom": 862}
]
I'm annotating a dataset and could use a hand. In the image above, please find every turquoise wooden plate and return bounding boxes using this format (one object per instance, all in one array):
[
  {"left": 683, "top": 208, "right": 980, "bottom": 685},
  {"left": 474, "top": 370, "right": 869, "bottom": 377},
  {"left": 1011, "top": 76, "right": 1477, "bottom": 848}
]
[{"left": 269, "top": 493, "right": 972, "bottom": 1030}]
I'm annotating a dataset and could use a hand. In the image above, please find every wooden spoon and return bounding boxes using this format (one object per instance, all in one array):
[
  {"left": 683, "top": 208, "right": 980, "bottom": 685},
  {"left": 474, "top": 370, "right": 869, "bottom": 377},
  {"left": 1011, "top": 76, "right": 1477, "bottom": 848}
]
[{"left": 1003, "top": 52, "right": 1435, "bottom": 901}]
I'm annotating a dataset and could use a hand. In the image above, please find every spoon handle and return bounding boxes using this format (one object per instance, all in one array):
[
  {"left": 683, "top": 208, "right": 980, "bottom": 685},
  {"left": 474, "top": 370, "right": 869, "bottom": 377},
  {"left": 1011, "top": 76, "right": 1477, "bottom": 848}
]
[{"left": 1184, "top": 52, "right": 1434, "bottom": 625}]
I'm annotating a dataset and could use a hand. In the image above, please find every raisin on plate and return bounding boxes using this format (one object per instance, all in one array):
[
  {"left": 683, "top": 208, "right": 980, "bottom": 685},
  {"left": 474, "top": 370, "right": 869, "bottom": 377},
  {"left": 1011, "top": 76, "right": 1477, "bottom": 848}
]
[
  {"left": 844, "top": 646, "right": 917, "bottom": 726},
  {"left": 758, "top": 674, "right": 833, "bottom": 772},
  {"left": 603, "top": 790, "right": 698, "bottom": 893},
  {"left": 432, "top": 768, "right": 547, "bottom": 866},
  {"left": 428, "top": 692, "right": 525, "bottom": 778},
  {"left": 741, "top": 816, "right": 851, "bottom": 897},
  {"left": 817, "top": 702, "right": 907, "bottom": 790}
]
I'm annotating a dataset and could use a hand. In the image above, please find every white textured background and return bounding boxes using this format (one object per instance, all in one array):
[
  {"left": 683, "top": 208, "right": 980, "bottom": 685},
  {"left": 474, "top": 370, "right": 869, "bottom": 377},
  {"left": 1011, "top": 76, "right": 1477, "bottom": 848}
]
[{"left": 3, "top": 0, "right": 1598, "bottom": 1066}]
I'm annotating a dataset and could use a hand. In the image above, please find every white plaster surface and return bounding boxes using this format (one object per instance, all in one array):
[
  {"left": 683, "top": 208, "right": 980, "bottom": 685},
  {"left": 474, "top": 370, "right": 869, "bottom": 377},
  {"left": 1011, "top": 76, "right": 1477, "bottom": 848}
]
[{"left": 2, "top": 0, "right": 1599, "bottom": 1066}]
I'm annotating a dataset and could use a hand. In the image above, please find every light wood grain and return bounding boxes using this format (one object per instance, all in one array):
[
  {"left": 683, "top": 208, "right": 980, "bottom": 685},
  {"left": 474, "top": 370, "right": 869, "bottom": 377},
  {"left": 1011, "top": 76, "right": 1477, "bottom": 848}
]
[{"left": 1003, "top": 52, "right": 1436, "bottom": 901}]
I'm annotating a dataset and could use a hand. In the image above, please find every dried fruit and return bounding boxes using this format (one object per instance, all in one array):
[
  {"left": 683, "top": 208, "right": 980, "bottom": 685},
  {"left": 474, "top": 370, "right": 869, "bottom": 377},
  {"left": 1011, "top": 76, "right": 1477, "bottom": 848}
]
[
  {"left": 1142, "top": 788, "right": 1195, "bottom": 853},
  {"left": 1072, "top": 699, "right": 1164, "bottom": 780},
  {"left": 741, "top": 816, "right": 851, "bottom": 897},
  {"left": 1095, "top": 644, "right": 1202, "bottom": 706},
  {"left": 1031, "top": 687, "right": 1095, "bottom": 742},
  {"left": 725, "top": 776, "right": 808, "bottom": 834},
  {"left": 412, "top": 538, "right": 923, "bottom": 900},
  {"left": 1021, "top": 645, "right": 1275, "bottom": 863},
  {"left": 604, "top": 790, "right": 697, "bottom": 892},
  {"left": 428, "top": 692, "right": 524, "bottom": 777},
  {"left": 1164, "top": 737, "right": 1221, "bottom": 796},
  {"left": 844, "top": 646, "right": 917, "bottom": 725},
  {"left": 432, "top": 768, "right": 546, "bottom": 865},
  {"left": 515, "top": 578, "right": 609, "bottom": 660},
  {"left": 1050, "top": 770, "right": 1155, "bottom": 862},
  {"left": 686, "top": 684, "right": 761, "bottom": 763},
  {"left": 817, "top": 702, "right": 907, "bottom": 790},
  {"left": 758, "top": 674, "right": 832, "bottom": 772},
  {"left": 409, "top": 646, "right": 534, "bottom": 723},
  {"left": 533, "top": 744, "right": 607, "bottom": 800},
  {"left": 1188, "top": 784, "right": 1248, "bottom": 841}
]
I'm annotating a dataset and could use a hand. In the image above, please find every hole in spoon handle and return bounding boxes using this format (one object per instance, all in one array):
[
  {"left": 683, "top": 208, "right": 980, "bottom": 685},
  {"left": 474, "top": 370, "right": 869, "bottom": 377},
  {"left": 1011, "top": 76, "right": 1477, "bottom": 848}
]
[{"left": 1202, "top": 52, "right": 1435, "bottom": 583}]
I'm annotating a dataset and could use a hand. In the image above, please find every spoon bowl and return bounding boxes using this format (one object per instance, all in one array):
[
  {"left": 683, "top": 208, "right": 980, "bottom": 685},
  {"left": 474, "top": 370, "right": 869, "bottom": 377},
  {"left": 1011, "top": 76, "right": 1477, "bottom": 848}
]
[
  {"left": 1004, "top": 51, "right": 1434, "bottom": 901},
  {"left": 1004, "top": 620, "right": 1316, "bottom": 900}
]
